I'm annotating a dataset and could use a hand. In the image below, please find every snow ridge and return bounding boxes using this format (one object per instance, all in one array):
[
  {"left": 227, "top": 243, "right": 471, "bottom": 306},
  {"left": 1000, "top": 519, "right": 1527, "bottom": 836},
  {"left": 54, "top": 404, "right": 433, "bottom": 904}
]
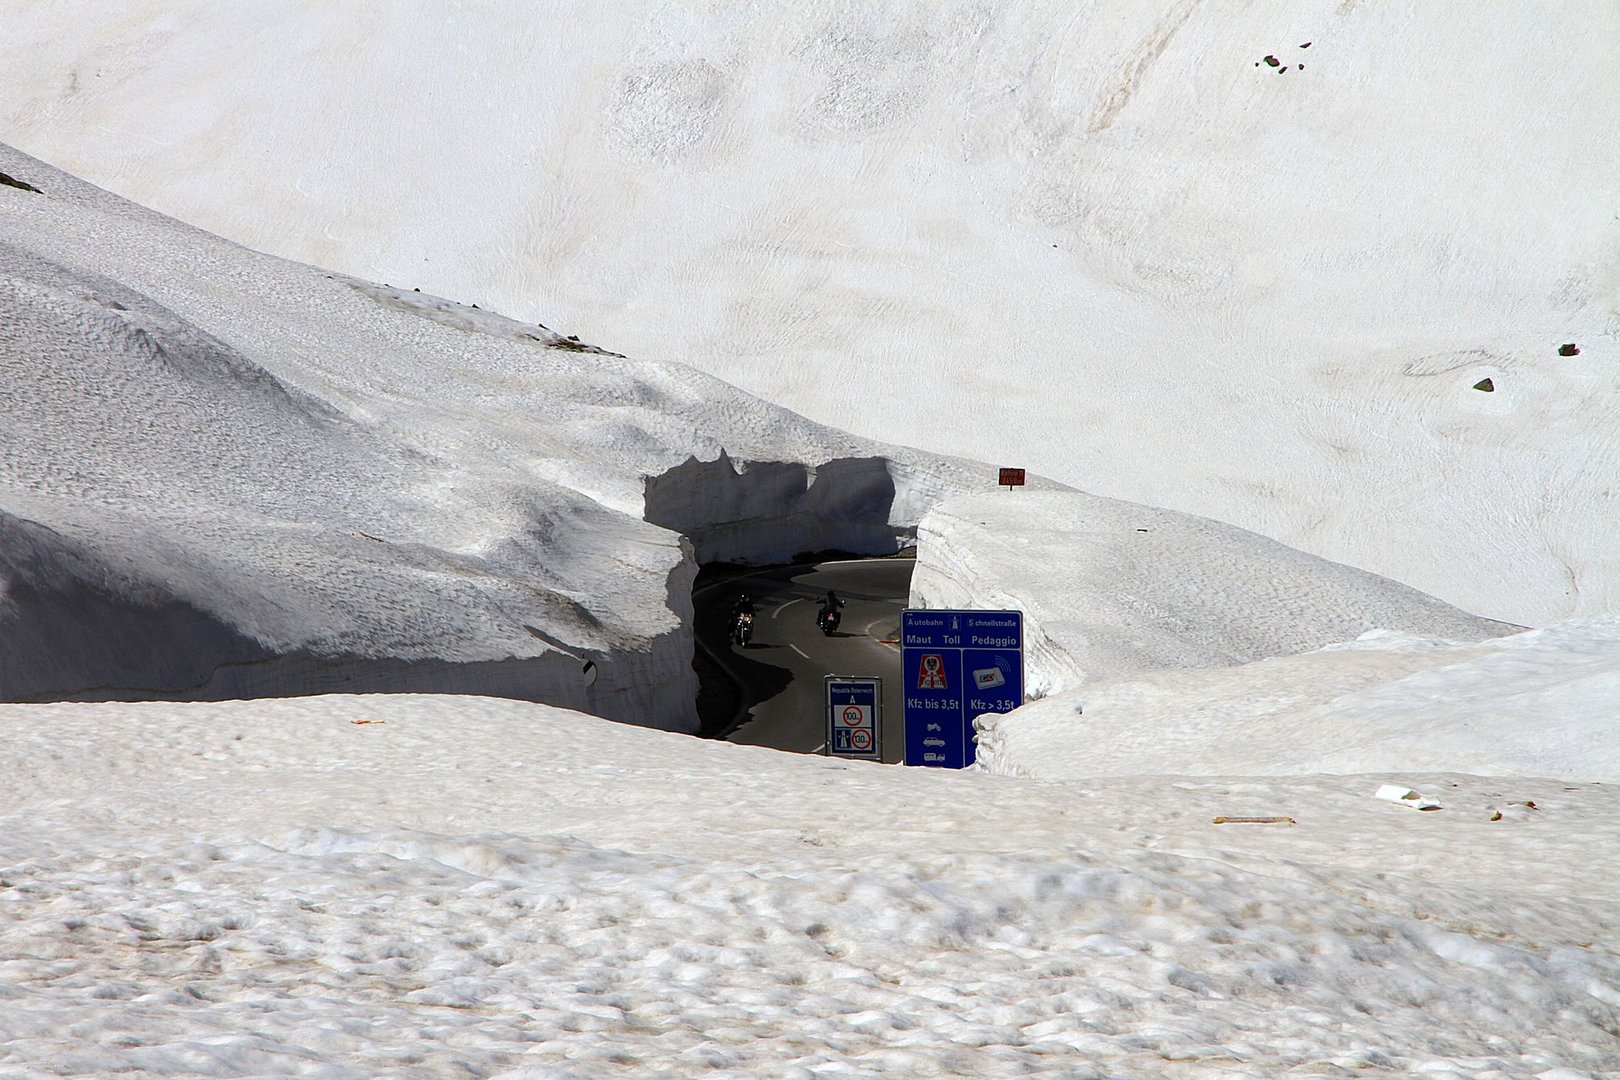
[{"left": 0, "top": 142, "right": 984, "bottom": 720}]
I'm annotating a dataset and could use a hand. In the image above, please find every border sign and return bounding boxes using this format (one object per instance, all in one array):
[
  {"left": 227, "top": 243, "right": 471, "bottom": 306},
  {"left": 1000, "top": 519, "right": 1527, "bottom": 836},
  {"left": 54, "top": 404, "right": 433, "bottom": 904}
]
[
  {"left": 825, "top": 675, "right": 882, "bottom": 760},
  {"left": 902, "top": 610, "right": 1023, "bottom": 768},
  {"left": 998, "top": 467, "right": 1026, "bottom": 489}
]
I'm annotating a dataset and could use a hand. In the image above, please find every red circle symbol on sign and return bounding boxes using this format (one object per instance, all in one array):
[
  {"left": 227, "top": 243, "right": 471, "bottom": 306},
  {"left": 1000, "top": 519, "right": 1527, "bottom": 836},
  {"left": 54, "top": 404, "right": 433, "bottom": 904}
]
[
  {"left": 842, "top": 706, "right": 866, "bottom": 726},
  {"left": 850, "top": 729, "right": 872, "bottom": 750}
]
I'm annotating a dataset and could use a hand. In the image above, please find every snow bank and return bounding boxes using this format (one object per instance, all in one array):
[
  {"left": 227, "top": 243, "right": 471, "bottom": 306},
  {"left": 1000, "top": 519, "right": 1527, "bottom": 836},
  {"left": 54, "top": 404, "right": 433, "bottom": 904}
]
[
  {"left": 0, "top": 143, "right": 985, "bottom": 720},
  {"left": 976, "top": 616, "right": 1620, "bottom": 782},
  {"left": 1, "top": 693, "right": 1617, "bottom": 1076},
  {"left": 911, "top": 490, "right": 1513, "bottom": 696},
  {"left": 3, "top": 2, "right": 1615, "bottom": 625}
]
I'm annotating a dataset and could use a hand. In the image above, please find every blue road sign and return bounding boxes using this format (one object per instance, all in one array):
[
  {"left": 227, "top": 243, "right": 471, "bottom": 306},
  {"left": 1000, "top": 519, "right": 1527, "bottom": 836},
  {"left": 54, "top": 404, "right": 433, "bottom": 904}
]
[
  {"left": 901, "top": 610, "right": 1023, "bottom": 768},
  {"left": 825, "top": 675, "right": 882, "bottom": 760}
]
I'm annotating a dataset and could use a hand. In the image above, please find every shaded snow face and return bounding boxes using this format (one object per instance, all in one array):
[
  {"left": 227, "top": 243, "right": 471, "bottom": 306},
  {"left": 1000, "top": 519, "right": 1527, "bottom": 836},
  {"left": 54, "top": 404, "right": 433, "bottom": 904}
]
[
  {"left": 0, "top": 182, "right": 703, "bottom": 721},
  {"left": 643, "top": 451, "right": 910, "bottom": 563},
  {"left": 0, "top": 141, "right": 993, "bottom": 720},
  {"left": 1, "top": 3, "right": 1617, "bottom": 624}
]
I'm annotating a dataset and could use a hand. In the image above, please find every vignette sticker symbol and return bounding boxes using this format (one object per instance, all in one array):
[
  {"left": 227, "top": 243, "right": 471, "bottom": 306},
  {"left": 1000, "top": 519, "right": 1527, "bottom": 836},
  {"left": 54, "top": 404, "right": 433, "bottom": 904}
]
[{"left": 917, "top": 653, "right": 948, "bottom": 689}]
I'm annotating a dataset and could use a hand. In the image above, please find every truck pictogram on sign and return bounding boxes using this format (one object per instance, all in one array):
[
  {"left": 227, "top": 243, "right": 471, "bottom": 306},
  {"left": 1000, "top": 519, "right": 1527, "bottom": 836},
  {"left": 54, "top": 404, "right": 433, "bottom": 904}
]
[{"left": 902, "top": 610, "right": 1024, "bottom": 770}]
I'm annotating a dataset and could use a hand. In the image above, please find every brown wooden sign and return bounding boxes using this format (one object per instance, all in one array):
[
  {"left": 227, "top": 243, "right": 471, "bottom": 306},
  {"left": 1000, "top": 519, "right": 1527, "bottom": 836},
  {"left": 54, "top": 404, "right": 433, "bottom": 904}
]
[{"left": 998, "top": 467, "right": 1026, "bottom": 488}]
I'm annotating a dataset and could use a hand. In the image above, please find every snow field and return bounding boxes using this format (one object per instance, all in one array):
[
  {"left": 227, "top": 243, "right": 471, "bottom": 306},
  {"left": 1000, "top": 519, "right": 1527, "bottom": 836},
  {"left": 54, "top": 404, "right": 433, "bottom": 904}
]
[
  {"left": 0, "top": 13, "right": 1617, "bottom": 1074},
  {"left": 2, "top": 2, "right": 1616, "bottom": 624},
  {"left": 2, "top": 695, "right": 1618, "bottom": 1077}
]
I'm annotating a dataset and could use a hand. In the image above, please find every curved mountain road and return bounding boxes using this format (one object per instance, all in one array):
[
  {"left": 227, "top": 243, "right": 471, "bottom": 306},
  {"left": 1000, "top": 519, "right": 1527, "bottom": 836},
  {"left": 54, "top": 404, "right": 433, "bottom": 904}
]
[{"left": 694, "top": 557, "right": 913, "bottom": 763}]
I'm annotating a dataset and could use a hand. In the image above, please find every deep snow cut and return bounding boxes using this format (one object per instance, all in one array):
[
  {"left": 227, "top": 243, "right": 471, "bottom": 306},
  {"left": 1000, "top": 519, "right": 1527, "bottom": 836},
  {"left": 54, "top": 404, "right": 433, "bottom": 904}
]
[
  {"left": 0, "top": 142, "right": 988, "bottom": 720},
  {"left": 0, "top": 137, "right": 1568, "bottom": 749}
]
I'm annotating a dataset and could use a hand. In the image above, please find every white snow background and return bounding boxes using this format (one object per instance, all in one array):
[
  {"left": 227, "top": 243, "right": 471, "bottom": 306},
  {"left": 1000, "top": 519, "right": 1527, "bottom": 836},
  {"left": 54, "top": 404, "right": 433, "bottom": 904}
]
[
  {"left": 1, "top": 5, "right": 1619, "bottom": 1078},
  {"left": 2, "top": 1, "right": 1616, "bottom": 626}
]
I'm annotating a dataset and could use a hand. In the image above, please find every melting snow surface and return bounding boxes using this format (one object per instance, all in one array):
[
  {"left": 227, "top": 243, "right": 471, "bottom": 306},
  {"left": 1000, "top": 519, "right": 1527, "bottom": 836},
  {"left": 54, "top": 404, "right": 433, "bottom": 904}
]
[{"left": 2, "top": 694, "right": 1618, "bottom": 1078}]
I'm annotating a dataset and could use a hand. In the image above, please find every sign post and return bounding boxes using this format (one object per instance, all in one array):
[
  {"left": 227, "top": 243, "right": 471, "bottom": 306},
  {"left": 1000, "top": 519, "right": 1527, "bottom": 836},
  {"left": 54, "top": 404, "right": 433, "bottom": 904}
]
[
  {"left": 998, "top": 467, "right": 1026, "bottom": 490},
  {"left": 825, "top": 675, "right": 882, "bottom": 760},
  {"left": 901, "top": 610, "right": 1023, "bottom": 768}
]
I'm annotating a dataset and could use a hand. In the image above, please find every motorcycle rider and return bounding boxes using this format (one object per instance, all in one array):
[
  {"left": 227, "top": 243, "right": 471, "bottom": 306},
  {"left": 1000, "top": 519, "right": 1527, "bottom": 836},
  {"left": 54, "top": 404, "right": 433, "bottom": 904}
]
[
  {"left": 816, "top": 589, "right": 843, "bottom": 630},
  {"left": 735, "top": 595, "right": 758, "bottom": 647}
]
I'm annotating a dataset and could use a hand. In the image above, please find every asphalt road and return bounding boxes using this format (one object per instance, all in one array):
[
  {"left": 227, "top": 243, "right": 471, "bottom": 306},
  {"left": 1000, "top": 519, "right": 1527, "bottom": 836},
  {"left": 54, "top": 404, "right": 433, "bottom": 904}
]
[{"left": 694, "top": 557, "right": 914, "bottom": 763}]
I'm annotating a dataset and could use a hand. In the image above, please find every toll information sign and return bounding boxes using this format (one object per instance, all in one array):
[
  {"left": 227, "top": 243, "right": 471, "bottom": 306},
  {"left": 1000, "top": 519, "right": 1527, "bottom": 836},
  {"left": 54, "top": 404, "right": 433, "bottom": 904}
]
[
  {"left": 825, "top": 675, "right": 882, "bottom": 760},
  {"left": 901, "top": 610, "right": 1023, "bottom": 769}
]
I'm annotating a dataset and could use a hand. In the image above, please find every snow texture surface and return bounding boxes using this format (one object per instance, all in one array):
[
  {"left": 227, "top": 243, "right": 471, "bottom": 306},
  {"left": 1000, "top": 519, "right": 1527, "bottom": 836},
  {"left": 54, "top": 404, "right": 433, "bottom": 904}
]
[
  {"left": 2, "top": 694, "right": 1618, "bottom": 1078},
  {"left": 1, "top": 9, "right": 1617, "bottom": 1077},
  {"left": 2, "top": 2, "right": 1616, "bottom": 625},
  {"left": 0, "top": 141, "right": 983, "bottom": 721},
  {"left": 911, "top": 490, "right": 1517, "bottom": 697}
]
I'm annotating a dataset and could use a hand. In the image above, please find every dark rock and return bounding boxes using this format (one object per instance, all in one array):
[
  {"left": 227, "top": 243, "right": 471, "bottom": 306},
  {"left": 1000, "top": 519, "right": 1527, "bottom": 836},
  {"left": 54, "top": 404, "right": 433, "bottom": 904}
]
[
  {"left": 0, "top": 170, "right": 42, "bottom": 194},
  {"left": 1264, "top": 55, "right": 1280, "bottom": 67},
  {"left": 1559, "top": 342, "right": 1580, "bottom": 356},
  {"left": 1473, "top": 378, "right": 1495, "bottom": 392}
]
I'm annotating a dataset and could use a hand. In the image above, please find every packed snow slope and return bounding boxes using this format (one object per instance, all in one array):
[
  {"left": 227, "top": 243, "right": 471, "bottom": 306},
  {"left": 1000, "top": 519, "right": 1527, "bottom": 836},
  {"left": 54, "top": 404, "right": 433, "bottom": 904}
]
[
  {"left": 978, "top": 614, "right": 1620, "bottom": 784},
  {"left": 912, "top": 491, "right": 1516, "bottom": 696},
  {"left": 3, "top": 2, "right": 1617, "bottom": 626},
  {"left": 2, "top": 693, "right": 1618, "bottom": 1077},
  {"left": 913, "top": 492, "right": 1617, "bottom": 783},
  {"left": 0, "top": 143, "right": 989, "bottom": 720}
]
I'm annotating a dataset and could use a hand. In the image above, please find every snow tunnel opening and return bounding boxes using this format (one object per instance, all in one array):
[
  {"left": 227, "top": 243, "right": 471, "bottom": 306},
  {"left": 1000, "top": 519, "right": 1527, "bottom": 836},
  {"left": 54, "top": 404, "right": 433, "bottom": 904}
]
[{"left": 642, "top": 451, "right": 918, "bottom": 740}]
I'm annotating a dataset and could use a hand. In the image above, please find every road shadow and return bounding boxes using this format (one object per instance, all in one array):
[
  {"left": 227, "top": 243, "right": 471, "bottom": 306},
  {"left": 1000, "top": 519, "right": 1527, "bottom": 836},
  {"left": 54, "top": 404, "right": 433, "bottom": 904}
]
[{"left": 692, "top": 640, "right": 792, "bottom": 737}]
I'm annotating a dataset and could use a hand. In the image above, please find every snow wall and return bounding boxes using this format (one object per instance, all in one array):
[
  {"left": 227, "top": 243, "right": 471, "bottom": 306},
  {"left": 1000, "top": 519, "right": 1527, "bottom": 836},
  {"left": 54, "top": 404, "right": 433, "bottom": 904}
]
[
  {"left": 910, "top": 492, "right": 1516, "bottom": 698},
  {"left": 0, "top": 505, "right": 700, "bottom": 730},
  {"left": 643, "top": 452, "right": 912, "bottom": 564},
  {"left": 0, "top": 141, "right": 992, "bottom": 728}
]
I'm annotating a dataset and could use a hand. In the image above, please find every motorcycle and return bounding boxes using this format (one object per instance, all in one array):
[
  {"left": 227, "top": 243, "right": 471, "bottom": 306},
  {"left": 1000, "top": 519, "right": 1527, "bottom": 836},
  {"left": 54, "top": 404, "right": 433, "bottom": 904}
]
[
  {"left": 733, "top": 610, "right": 755, "bottom": 647},
  {"left": 816, "top": 604, "right": 841, "bottom": 636}
]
